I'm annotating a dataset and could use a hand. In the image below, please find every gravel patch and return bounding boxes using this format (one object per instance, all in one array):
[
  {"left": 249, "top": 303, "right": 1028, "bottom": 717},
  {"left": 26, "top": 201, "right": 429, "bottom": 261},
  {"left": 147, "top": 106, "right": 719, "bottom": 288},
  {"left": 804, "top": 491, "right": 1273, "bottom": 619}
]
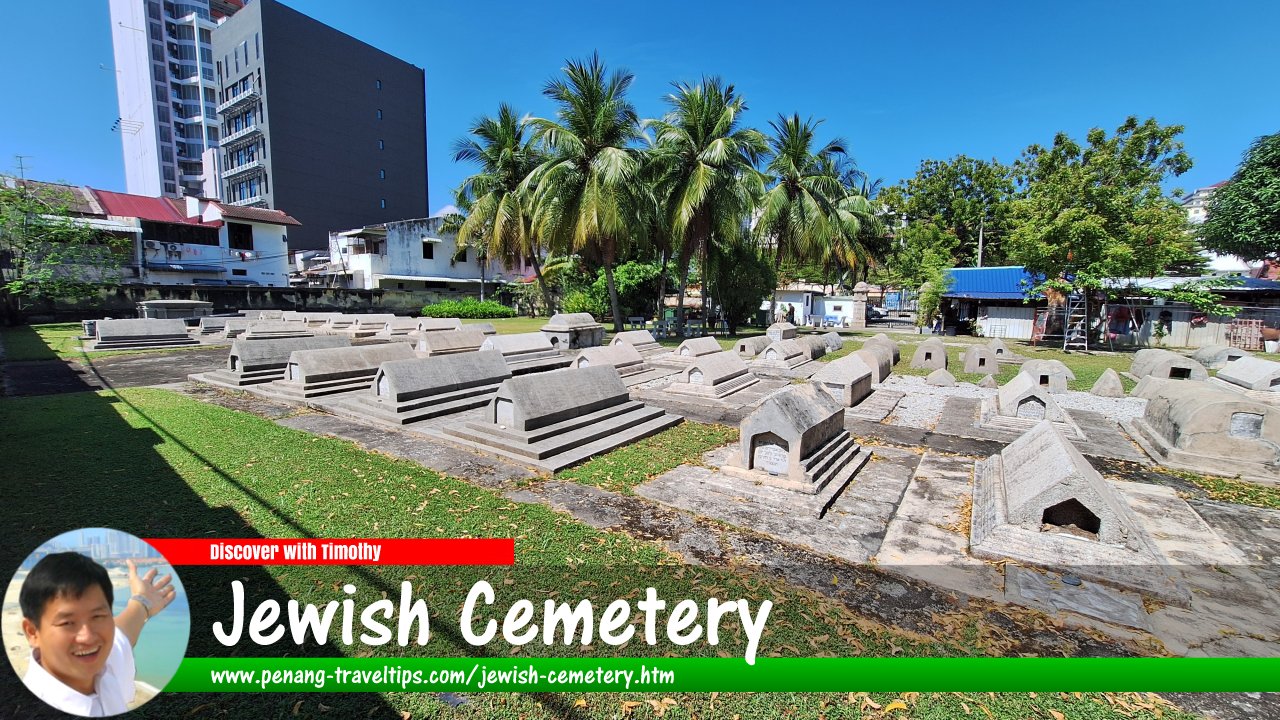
[{"left": 878, "top": 375, "right": 1148, "bottom": 429}]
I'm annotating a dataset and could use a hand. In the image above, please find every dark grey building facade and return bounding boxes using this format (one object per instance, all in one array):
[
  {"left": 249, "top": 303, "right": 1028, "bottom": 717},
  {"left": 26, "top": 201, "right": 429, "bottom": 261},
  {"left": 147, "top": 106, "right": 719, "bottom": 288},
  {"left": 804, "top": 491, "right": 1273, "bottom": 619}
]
[{"left": 212, "top": 0, "right": 427, "bottom": 250}]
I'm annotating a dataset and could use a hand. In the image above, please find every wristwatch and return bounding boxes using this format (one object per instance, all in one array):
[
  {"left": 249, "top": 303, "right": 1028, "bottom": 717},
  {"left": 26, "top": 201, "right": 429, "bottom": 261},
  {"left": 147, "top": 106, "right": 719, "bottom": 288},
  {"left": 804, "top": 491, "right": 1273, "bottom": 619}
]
[{"left": 130, "top": 594, "right": 154, "bottom": 619}]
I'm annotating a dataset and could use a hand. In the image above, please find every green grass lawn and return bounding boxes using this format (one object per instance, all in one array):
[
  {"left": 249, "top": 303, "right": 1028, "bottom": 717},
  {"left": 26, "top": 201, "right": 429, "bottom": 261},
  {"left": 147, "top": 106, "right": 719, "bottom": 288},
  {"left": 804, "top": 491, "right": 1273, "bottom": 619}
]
[{"left": 0, "top": 385, "right": 1189, "bottom": 719}]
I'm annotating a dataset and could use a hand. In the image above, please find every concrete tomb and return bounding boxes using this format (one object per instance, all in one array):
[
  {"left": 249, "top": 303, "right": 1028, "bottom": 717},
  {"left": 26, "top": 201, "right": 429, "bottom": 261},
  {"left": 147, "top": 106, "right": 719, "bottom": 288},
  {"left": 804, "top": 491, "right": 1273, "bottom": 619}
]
[
  {"left": 194, "top": 336, "right": 351, "bottom": 388},
  {"left": 766, "top": 322, "right": 798, "bottom": 342},
  {"left": 1214, "top": 356, "right": 1280, "bottom": 392},
  {"left": 750, "top": 339, "right": 812, "bottom": 375},
  {"left": 866, "top": 334, "right": 900, "bottom": 363},
  {"left": 1125, "top": 381, "right": 1280, "bottom": 483},
  {"left": 322, "top": 315, "right": 360, "bottom": 332},
  {"left": 377, "top": 318, "right": 425, "bottom": 337},
  {"left": 978, "top": 371, "right": 1081, "bottom": 439},
  {"left": 242, "top": 321, "right": 313, "bottom": 340},
  {"left": 664, "top": 351, "right": 759, "bottom": 400},
  {"left": 821, "top": 331, "right": 845, "bottom": 353},
  {"left": 416, "top": 329, "right": 488, "bottom": 357},
  {"left": 978, "top": 375, "right": 998, "bottom": 389},
  {"left": 676, "top": 336, "right": 723, "bottom": 358},
  {"left": 436, "top": 365, "right": 681, "bottom": 472},
  {"left": 1191, "top": 344, "right": 1251, "bottom": 370},
  {"left": 479, "top": 332, "right": 572, "bottom": 375},
  {"left": 926, "top": 368, "right": 956, "bottom": 386},
  {"left": 256, "top": 310, "right": 285, "bottom": 320},
  {"left": 469, "top": 323, "right": 498, "bottom": 336},
  {"left": 1090, "top": 368, "right": 1126, "bottom": 398},
  {"left": 298, "top": 312, "right": 342, "bottom": 327},
  {"left": 265, "top": 343, "right": 417, "bottom": 400},
  {"left": 541, "top": 312, "right": 605, "bottom": 349},
  {"left": 854, "top": 345, "right": 894, "bottom": 383},
  {"left": 1130, "top": 348, "right": 1208, "bottom": 382},
  {"left": 1020, "top": 359, "right": 1074, "bottom": 394},
  {"left": 734, "top": 336, "right": 772, "bottom": 359},
  {"left": 987, "top": 337, "right": 1023, "bottom": 362},
  {"left": 89, "top": 318, "right": 200, "bottom": 350},
  {"left": 798, "top": 335, "right": 829, "bottom": 360},
  {"left": 970, "top": 421, "right": 1176, "bottom": 600},
  {"left": 418, "top": 318, "right": 464, "bottom": 333},
  {"left": 910, "top": 338, "right": 947, "bottom": 371},
  {"left": 197, "top": 316, "right": 237, "bottom": 335},
  {"left": 220, "top": 317, "right": 252, "bottom": 339},
  {"left": 722, "top": 384, "right": 870, "bottom": 517},
  {"left": 337, "top": 350, "right": 512, "bottom": 425},
  {"left": 610, "top": 330, "right": 664, "bottom": 358},
  {"left": 574, "top": 343, "right": 646, "bottom": 378},
  {"left": 809, "top": 353, "right": 874, "bottom": 407},
  {"left": 962, "top": 345, "right": 999, "bottom": 375},
  {"left": 342, "top": 314, "right": 399, "bottom": 338}
]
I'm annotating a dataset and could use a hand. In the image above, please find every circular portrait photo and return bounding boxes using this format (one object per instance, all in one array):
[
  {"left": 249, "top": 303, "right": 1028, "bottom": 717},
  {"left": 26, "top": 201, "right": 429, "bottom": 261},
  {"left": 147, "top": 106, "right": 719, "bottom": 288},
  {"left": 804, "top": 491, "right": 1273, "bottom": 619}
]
[{"left": 4, "top": 529, "right": 190, "bottom": 717}]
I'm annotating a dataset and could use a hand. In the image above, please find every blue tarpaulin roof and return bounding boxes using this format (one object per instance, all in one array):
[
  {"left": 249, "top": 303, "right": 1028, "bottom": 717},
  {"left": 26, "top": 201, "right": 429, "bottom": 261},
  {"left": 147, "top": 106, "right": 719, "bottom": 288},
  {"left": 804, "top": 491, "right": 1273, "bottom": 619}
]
[{"left": 943, "top": 266, "right": 1039, "bottom": 300}]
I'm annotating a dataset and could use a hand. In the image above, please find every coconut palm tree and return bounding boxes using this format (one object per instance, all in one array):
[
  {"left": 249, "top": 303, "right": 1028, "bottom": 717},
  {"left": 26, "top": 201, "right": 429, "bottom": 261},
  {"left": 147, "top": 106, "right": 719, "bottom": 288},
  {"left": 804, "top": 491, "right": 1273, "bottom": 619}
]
[
  {"left": 755, "top": 114, "right": 853, "bottom": 321},
  {"left": 450, "top": 104, "right": 553, "bottom": 311},
  {"left": 646, "top": 77, "right": 767, "bottom": 333},
  {"left": 523, "top": 53, "right": 643, "bottom": 332}
]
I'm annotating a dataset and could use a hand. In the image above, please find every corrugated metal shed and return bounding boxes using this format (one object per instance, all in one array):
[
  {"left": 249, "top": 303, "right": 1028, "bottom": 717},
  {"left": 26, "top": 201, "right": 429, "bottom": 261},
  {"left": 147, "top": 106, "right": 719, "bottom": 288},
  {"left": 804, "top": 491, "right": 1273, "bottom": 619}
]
[{"left": 944, "top": 266, "right": 1039, "bottom": 300}]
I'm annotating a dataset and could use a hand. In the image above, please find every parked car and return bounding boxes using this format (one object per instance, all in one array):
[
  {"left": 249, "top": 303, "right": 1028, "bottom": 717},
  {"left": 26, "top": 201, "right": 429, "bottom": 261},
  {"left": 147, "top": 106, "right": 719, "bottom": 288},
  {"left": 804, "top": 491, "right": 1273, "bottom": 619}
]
[{"left": 866, "top": 306, "right": 886, "bottom": 320}]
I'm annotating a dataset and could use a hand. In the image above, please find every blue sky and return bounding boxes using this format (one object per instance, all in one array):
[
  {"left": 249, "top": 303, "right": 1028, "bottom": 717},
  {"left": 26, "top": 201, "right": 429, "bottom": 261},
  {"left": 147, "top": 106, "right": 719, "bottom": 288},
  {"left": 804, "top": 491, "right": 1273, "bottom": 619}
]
[{"left": 1, "top": 1, "right": 1276, "bottom": 215}]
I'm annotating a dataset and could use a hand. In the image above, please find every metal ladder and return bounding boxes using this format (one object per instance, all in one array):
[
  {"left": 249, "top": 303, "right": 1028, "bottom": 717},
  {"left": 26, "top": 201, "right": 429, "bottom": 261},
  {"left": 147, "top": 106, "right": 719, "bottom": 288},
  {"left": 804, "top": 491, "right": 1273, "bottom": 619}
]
[{"left": 1063, "top": 293, "right": 1089, "bottom": 351}]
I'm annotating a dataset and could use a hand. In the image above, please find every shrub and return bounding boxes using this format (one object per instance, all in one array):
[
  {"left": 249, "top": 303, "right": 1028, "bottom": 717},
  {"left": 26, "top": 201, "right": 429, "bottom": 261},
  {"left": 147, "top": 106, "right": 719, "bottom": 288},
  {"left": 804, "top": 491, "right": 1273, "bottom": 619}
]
[
  {"left": 561, "top": 289, "right": 606, "bottom": 318},
  {"left": 420, "top": 297, "right": 516, "bottom": 319}
]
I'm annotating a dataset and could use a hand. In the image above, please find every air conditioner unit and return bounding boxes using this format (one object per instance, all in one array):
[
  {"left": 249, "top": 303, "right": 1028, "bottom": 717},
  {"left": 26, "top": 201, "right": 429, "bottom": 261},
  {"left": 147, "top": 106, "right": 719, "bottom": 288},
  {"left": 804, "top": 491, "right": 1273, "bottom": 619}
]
[
  {"left": 144, "top": 240, "right": 161, "bottom": 250},
  {"left": 166, "top": 243, "right": 180, "bottom": 252}
]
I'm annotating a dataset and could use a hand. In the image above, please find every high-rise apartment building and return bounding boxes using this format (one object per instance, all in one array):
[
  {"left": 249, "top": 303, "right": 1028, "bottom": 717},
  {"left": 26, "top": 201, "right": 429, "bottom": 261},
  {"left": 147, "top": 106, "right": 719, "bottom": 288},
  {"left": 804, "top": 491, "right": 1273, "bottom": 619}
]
[
  {"left": 109, "top": 0, "right": 242, "bottom": 198},
  {"left": 212, "top": 0, "right": 428, "bottom": 250}
]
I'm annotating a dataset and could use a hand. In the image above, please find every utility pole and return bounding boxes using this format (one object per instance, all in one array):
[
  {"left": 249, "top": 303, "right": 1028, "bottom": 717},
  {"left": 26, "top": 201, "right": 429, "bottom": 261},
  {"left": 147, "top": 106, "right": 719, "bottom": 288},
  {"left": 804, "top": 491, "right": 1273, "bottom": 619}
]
[
  {"left": 976, "top": 214, "right": 984, "bottom": 268},
  {"left": 14, "top": 155, "right": 31, "bottom": 179}
]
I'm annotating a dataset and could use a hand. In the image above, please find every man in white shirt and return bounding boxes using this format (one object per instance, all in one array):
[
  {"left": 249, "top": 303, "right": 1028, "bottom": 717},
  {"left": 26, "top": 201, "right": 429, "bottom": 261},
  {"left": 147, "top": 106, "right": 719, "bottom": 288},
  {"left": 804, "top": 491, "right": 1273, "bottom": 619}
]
[{"left": 19, "top": 552, "right": 176, "bottom": 717}]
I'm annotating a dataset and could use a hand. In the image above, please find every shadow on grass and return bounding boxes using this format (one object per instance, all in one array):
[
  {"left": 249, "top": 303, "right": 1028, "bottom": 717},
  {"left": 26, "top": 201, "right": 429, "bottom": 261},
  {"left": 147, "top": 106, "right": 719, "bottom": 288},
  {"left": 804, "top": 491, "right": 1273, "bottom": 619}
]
[{"left": 0, "top": 390, "right": 405, "bottom": 719}]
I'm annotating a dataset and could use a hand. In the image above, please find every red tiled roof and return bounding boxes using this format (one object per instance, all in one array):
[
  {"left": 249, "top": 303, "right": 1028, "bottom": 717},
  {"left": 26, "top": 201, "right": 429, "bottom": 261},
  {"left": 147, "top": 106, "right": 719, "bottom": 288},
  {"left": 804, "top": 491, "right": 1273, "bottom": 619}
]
[
  {"left": 213, "top": 202, "right": 302, "bottom": 226},
  {"left": 90, "top": 189, "right": 212, "bottom": 226}
]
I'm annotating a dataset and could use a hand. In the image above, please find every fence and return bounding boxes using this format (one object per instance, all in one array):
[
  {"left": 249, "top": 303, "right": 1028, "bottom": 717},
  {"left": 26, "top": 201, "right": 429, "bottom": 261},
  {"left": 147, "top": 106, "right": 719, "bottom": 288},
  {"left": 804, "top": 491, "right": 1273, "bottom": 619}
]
[{"left": 1033, "top": 302, "right": 1280, "bottom": 350}]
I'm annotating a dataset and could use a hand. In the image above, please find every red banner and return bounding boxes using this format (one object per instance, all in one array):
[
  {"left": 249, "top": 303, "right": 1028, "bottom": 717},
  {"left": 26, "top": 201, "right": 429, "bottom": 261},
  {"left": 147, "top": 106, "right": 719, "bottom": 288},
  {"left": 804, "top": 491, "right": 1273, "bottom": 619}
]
[{"left": 144, "top": 538, "right": 513, "bottom": 566}]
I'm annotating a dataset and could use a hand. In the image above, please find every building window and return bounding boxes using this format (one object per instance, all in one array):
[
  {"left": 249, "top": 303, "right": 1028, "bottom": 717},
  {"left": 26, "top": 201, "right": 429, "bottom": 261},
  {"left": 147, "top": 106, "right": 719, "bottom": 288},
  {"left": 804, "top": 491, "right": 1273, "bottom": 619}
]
[
  {"left": 228, "top": 222, "right": 254, "bottom": 251},
  {"left": 151, "top": 43, "right": 163, "bottom": 62},
  {"left": 380, "top": 199, "right": 386, "bottom": 209},
  {"left": 379, "top": 169, "right": 385, "bottom": 180},
  {"left": 422, "top": 242, "right": 433, "bottom": 260},
  {"left": 397, "top": 282, "right": 404, "bottom": 290},
  {"left": 164, "top": 182, "right": 176, "bottom": 194},
  {"left": 376, "top": 109, "right": 382, "bottom": 120},
  {"left": 376, "top": 79, "right": 382, "bottom": 89},
  {"left": 378, "top": 139, "right": 384, "bottom": 150},
  {"left": 231, "top": 268, "right": 247, "bottom": 276}
]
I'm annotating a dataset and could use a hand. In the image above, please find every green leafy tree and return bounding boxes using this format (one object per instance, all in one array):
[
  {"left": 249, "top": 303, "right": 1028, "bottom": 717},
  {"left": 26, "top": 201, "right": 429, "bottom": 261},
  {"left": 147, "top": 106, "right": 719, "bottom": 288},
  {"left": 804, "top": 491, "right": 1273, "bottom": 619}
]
[
  {"left": 645, "top": 77, "right": 767, "bottom": 331},
  {"left": 1007, "top": 117, "right": 1201, "bottom": 293},
  {"left": 0, "top": 178, "right": 128, "bottom": 325},
  {"left": 708, "top": 234, "right": 775, "bottom": 334},
  {"left": 879, "top": 155, "right": 1017, "bottom": 266},
  {"left": 587, "top": 260, "right": 664, "bottom": 318},
  {"left": 755, "top": 114, "right": 860, "bottom": 320},
  {"left": 449, "top": 104, "right": 552, "bottom": 310},
  {"left": 1201, "top": 132, "right": 1280, "bottom": 262},
  {"left": 524, "top": 53, "right": 643, "bottom": 331}
]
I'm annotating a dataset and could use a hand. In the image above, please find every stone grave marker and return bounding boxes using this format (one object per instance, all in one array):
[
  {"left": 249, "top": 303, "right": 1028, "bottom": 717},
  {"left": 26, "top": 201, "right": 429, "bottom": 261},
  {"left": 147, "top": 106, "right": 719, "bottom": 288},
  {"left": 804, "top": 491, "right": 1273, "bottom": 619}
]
[
  {"left": 910, "top": 338, "right": 947, "bottom": 370},
  {"left": 90, "top": 318, "right": 200, "bottom": 351},
  {"left": 334, "top": 350, "right": 511, "bottom": 425},
  {"left": 809, "top": 353, "right": 873, "bottom": 407},
  {"left": 541, "top": 312, "right": 605, "bottom": 349},
  {"left": 1130, "top": 348, "right": 1208, "bottom": 381},
  {"left": 416, "top": 329, "right": 487, "bottom": 357},
  {"left": 962, "top": 345, "right": 998, "bottom": 375},
  {"left": 192, "top": 336, "right": 350, "bottom": 388}
]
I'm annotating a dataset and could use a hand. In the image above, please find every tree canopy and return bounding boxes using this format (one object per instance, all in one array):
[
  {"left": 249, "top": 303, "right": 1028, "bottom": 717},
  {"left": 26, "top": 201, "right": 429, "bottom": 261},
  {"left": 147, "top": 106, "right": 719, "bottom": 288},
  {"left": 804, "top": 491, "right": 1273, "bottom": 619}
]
[
  {"left": 1005, "top": 116, "right": 1201, "bottom": 293},
  {"left": 878, "top": 155, "right": 1016, "bottom": 267},
  {"left": 1200, "top": 132, "right": 1280, "bottom": 262},
  {"left": 0, "top": 178, "right": 128, "bottom": 325}
]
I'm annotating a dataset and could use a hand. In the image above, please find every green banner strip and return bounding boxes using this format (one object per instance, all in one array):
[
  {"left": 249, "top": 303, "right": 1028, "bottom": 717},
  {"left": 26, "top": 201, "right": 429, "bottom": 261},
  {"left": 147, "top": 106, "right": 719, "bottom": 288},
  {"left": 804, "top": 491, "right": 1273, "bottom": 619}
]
[{"left": 167, "top": 657, "right": 1280, "bottom": 693}]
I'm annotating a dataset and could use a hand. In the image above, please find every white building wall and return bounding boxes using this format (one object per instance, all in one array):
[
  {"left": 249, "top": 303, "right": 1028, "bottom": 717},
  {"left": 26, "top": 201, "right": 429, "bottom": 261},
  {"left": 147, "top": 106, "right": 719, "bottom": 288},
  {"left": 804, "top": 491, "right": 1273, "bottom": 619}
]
[
  {"left": 978, "top": 305, "right": 1036, "bottom": 340},
  {"left": 110, "top": 0, "right": 163, "bottom": 197},
  {"left": 124, "top": 215, "right": 290, "bottom": 286}
]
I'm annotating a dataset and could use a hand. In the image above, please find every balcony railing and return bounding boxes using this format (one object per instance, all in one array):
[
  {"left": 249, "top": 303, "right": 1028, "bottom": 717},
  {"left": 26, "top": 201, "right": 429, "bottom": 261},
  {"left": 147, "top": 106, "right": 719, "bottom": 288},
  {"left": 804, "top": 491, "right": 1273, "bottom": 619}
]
[
  {"left": 220, "top": 123, "right": 262, "bottom": 147},
  {"left": 216, "top": 87, "right": 259, "bottom": 114},
  {"left": 227, "top": 194, "right": 265, "bottom": 207},
  {"left": 220, "top": 159, "right": 264, "bottom": 180}
]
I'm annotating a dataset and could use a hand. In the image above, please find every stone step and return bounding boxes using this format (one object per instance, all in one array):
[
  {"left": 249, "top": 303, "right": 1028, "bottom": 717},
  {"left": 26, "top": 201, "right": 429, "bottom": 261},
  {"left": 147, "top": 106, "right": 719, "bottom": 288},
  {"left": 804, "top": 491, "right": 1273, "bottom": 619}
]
[
  {"left": 384, "top": 382, "right": 502, "bottom": 415},
  {"left": 447, "top": 404, "right": 669, "bottom": 460},
  {"left": 506, "top": 356, "right": 573, "bottom": 375},
  {"left": 809, "top": 449, "right": 872, "bottom": 518},
  {"left": 438, "top": 410, "right": 681, "bottom": 472},
  {"left": 346, "top": 389, "right": 495, "bottom": 425},
  {"left": 464, "top": 400, "right": 648, "bottom": 445},
  {"left": 802, "top": 433, "right": 859, "bottom": 487}
]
